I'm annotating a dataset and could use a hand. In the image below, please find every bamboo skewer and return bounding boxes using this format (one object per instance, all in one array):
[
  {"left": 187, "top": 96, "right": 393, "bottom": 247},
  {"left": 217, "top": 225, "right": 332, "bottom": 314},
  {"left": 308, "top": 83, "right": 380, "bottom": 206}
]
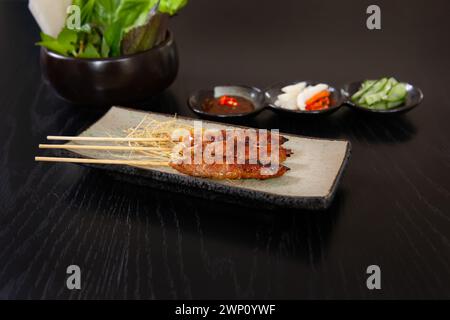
[
  {"left": 37, "top": 116, "right": 191, "bottom": 169},
  {"left": 39, "top": 144, "right": 172, "bottom": 152},
  {"left": 47, "top": 136, "right": 171, "bottom": 142},
  {"left": 35, "top": 157, "right": 169, "bottom": 167},
  {"left": 40, "top": 118, "right": 189, "bottom": 168}
]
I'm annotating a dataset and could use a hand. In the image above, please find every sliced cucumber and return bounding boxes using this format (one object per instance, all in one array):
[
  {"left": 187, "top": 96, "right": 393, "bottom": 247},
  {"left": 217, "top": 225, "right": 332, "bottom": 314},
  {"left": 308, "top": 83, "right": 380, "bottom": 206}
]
[
  {"left": 358, "top": 102, "right": 369, "bottom": 108},
  {"left": 363, "top": 80, "right": 376, "bottom": 88},
  {"left": 364, "top": 92, "right": 386, "bottom": 105},
  {"left": 370, "top": 101, "right": 388, "bottom": 110},
  {"left": 386, "top": 77, "right": 398, "bottom": 87},
  {"left": 357, "top": 78, "right": 388, "bottom": 104},
  {"left": 352, "top": 77, "right": 407, "bottom": 110},
  {"left": 366, "top": 78, "right": 389, "bottom": 94},
  {"left": 362, "top": 78, "right": 393, "bottom": 105},
  {"left": 386, "top": 100, "right": 404, "bottom": 109},
  {"left": 386, "top": 83, "right": 407, "bottom": 102},
  {"left": 385, "top": 78, "right": 398, "bottom": 94},
  {"left": 351, "top": 80, "right": 375, "bottom": 101}
]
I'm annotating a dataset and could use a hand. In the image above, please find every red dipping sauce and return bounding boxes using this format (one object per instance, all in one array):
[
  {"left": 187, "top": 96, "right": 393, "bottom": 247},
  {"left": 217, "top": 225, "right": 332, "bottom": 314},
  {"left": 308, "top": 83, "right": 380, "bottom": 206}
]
[{"left": 202, "top": 95, "right": 255, "bottom": 115}]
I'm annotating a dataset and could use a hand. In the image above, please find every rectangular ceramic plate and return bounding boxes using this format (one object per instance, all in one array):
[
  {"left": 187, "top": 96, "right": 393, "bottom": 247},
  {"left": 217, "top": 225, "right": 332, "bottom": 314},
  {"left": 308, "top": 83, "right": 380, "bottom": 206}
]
[{"left": 62, "top": 107, "right": 351, "bottom": 210}]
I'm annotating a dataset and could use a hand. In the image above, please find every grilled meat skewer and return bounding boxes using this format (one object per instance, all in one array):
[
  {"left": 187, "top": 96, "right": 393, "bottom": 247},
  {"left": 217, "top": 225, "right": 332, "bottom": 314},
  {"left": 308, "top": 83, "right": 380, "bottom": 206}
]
[
  {"left": 176, "top": 129, "right": 289, "bottom": 146},
  {"left": 169, "top": 163, "right": 290, "bottom": 180},
  {"left": 182, "top": 143, "right": 293, "bottom": 164}
]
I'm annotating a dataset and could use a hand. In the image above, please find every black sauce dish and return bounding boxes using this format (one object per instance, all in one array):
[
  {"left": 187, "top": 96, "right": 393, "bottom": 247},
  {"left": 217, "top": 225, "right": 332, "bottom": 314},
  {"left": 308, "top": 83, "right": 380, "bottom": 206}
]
[
  {"left": 188, "top": 85, "right": 266, "bottom": 119},
  {"left": 41, "top": 31, "right": 178, "bottom": 107},
  {"left": 265, "top": 80, "right": 346, "bottom": 116},
  {"left": 342, "top": 81, "right": 424, "bottom": 114}
]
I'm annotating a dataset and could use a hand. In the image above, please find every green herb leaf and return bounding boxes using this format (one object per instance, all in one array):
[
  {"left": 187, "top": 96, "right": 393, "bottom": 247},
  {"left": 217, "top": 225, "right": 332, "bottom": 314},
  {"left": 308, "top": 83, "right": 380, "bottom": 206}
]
[
  {"left": 103, "top": 21, "right": 124, "bottom": 57},
  {"left": 37, "top": 28, "right": 79, "bottom": 56},
  {"left": 58, "top": 28, "right": 78, "bottom": 45},
  {"left": 101, "top": 37, "right": 111, "bottom": 57},
  {"left": 94, "top": 0, "right": 121, "bottom": 25},
  {"left": 73, "top": 0, "right": 96, "bottom": 24},
  {"left": 159, "top": 0, "right": 188, "bottom": 15},
  {"left": 78, "top": 43, "right": 101, "bottom": 58},
  {"left": 37, "top": 37, "right": 73, "bottom": 56},
  {"left": 35, "top": 0, "right": 188, "bottom": 58}
]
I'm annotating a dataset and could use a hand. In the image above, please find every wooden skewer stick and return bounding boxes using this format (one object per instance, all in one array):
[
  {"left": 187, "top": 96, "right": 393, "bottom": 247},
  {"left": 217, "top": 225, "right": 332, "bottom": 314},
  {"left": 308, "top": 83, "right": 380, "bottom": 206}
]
[
  {"left": 39, "top": 144, "right": 172, "bottom": 152},
  {"left": 47, "top": 136, "right": 171, "bottom": 142},
  {"left": 35, "top": 157, "right": 169, "bottom": 167}
]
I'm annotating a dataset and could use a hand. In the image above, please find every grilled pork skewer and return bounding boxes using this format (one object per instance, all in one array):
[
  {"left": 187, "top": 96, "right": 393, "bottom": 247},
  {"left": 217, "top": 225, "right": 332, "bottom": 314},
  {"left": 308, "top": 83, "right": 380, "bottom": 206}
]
[
  {"left": 169, "top": 163, "right": 290, "bottom": 180},
  {"left": 186, "top": 144, "right": 293, "bottom": 164},
  {"left": 212, "top": 130, "right": 289, "bottom": 145},
  {"left": 177, "top": 130, "right": 289, "bottom": 146},
  {"left": 39, "top": 128, "right": 293, "bottom": 180},
  {"left": 171, "top": 139, "right": 292, "bottom": 180}
]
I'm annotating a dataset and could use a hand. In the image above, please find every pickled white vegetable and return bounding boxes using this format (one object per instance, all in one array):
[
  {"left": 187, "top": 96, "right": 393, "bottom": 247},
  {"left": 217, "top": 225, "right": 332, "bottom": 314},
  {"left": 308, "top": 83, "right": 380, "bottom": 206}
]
[
  {"left": 281, "top": 82, "right": 307, "bottom": 96},
  {"left": 275, "top": 83, "right": 330, "bottom": 111},
  {"left": 275, "top": 92, "right": 298, "bottom": 110}
]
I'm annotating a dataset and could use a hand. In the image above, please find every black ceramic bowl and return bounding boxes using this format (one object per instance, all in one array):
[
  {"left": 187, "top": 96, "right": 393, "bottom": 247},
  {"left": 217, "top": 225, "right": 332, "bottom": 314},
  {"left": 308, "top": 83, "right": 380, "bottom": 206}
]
[
  {"left": 342, "top": 81, "right": 424, "bottom": 114},
  {"left": 41, "top": 31, "right": 178, "bottom": 106},
  {"left": 188, "top": 85, "right": 266, "bottom": 119},
  {"left": 265, "top": 81, "right": 345, "bottom": 116}
]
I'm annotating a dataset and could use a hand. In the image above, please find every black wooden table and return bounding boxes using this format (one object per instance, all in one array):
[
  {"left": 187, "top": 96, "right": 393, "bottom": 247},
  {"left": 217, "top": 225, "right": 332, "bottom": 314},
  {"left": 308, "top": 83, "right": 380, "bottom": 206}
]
[{"left": 1, "top": 0, "right": 450, "bottom": 299}]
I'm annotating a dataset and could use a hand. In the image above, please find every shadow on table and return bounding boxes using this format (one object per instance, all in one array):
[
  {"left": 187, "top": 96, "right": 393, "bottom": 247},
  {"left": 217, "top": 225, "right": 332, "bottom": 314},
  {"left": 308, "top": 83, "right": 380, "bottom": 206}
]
[
  {"left": 336, "top": 108, "right": 418, "bottom": 144},
  {"left": 243, "top": 108, "right": 418, "bottom": 145},
  {"left": 68, "top": 168, "right": 346, "bottom": 267},
  {"left": 38, "top": 84, "right": 182, "bottom": 125}
]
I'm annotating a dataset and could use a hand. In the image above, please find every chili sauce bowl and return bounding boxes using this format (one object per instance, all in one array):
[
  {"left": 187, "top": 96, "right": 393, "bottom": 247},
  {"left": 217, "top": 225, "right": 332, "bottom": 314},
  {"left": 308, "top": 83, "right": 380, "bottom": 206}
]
[{"left": 188, "top": 85, "right": 266, "bottom": 119}]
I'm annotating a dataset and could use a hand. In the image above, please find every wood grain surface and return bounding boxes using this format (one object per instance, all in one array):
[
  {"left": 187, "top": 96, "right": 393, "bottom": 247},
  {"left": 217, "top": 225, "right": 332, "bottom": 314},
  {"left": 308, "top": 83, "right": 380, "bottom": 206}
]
[{"left": 0, "top": 0, "right": 450, "bottom": 299}]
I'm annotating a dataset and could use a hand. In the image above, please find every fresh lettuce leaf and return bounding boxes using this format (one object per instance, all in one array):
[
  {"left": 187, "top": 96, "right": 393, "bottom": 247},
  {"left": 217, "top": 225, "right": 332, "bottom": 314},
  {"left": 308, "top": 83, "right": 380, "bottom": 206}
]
[
  {"left": 121, "top": 0, "right": 185, "bottom": 55},
  {"left": 122, "top": 12, "right": 169, "bottom": 55},
  {"left": 100, "top": 0, "right": 155, "bottom": 56},
  {"left": 78, "top": 43, "right": 101, "bottom": 58},
  {"left": 102, "top": 0, "right": 188, "bottom": 55}
]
